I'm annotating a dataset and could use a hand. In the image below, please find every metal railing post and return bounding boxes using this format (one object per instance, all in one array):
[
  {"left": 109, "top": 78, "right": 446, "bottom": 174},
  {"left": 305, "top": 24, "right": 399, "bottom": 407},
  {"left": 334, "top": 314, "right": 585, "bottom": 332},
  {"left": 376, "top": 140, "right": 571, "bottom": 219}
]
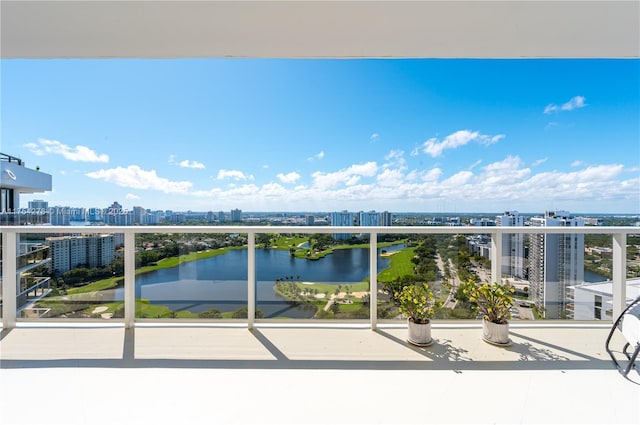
[
  {"left": 2, "top": 231, "right": 17, "bottom": 329},
  {"left": 491, "top": 231, "right": 502, "bottom": 284},
  {"left": 612, "top": 232, "right": 627, "bottom": 321},
  {"left": 369, "top": 231, "right": 377, "bottom": 330},
  {"left": 247, "top": 231, "right": 255, "bottom": 329},
  {"left": 124, "top": 230, "right": 135, "bottom": 328}
]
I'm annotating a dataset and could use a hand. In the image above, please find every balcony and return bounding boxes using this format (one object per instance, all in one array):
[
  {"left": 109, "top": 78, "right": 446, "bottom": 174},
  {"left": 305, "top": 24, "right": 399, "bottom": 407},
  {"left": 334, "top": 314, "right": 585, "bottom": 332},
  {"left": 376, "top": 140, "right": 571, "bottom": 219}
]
[
  {"left": 1, "top": 225, "right": 639, "bottom": 424},
  {"left": 1, "top": 323, "right": 639, "bottom": 424}
]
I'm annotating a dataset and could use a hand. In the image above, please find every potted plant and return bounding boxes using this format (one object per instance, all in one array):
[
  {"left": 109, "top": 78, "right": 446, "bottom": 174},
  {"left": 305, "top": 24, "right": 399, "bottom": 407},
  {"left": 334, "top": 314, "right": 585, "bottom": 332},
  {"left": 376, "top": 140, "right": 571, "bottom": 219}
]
[
  {"left": 395, "top": 283, "right": 435, "bottom": 346},
  {"left": 469, "top": 281, "right": 515, "bottom": 346}
]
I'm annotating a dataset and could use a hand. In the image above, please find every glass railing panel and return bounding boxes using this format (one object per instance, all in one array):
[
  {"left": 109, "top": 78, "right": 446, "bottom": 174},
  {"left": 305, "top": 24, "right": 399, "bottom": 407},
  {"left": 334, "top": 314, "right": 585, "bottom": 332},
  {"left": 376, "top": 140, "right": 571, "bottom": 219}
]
[
  {"left": 573, "top": 232, "right": 610, "bottom": 320},
  {"left": 255, "top": 232, "right": 408, "bottom": 320},
  {"left": 134, "top": 232, "right": 248, "bottom": 319},
  {"left": 18, "top": 232, "right": 124, "bottom": 320},
  {"left": 1, "top": 231, "right": 3, "bottom": 320},
  {"left": 378, "top": 233, "right": 488, "bottom": 322}
]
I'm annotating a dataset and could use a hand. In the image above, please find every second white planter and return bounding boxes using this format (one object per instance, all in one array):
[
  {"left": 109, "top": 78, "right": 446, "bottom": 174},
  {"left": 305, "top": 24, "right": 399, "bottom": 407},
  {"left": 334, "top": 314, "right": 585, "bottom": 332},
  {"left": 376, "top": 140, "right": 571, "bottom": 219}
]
[
  {"left": 482, "top": 319, "right": 511, "bottom": 346},
  {"left": 407, "top": 319, "right": 434, "bottom": 346}
]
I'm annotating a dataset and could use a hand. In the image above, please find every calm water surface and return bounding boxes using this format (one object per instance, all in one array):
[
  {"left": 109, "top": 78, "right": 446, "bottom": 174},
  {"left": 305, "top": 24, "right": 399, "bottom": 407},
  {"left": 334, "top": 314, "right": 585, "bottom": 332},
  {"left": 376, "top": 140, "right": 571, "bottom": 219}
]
[{"left": 117, "top": 245, "right": 403, "bottom": 318}]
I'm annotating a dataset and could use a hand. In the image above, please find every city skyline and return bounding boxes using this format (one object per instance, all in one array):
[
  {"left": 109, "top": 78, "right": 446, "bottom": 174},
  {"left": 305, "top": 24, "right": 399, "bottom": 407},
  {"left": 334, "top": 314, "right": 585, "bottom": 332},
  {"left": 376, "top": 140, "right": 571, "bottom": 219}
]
[{"left": 2, "top": 59, "right": 639, "bottom": 213}]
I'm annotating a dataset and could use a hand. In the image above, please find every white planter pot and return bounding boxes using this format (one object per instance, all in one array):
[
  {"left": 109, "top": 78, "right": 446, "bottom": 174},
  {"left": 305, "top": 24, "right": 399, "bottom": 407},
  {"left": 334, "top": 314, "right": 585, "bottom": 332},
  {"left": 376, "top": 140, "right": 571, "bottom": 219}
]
[
  {"left": 407, "top": 318, "right": 433, "bottom": 346},
  {"left": 482, "top": 319, "right": 511, "bottom": 346}
]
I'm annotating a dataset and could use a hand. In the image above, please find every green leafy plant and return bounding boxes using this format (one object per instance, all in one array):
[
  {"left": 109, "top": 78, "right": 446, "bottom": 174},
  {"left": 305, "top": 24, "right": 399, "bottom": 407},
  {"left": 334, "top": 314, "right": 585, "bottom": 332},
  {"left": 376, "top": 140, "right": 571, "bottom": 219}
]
[
  {"left": 395, "top": 283, "right": 435, "bottom": 324},
  {"left": 469, "top": 282, "right": 515, "bottom": 324}
]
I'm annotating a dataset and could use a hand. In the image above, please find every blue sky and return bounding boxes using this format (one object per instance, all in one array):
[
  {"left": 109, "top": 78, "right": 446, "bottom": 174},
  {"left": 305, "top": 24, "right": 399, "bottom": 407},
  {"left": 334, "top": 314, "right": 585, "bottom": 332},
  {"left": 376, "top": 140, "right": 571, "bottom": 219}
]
[{"left": 2, "top": 59, "right": 639, "bottom": 214}]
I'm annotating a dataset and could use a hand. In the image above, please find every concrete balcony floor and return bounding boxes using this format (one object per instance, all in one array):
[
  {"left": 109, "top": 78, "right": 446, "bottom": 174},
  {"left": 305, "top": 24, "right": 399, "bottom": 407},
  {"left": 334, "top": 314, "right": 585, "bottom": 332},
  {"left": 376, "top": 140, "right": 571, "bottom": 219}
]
[{"left": 1, "top": 323, "right": 639, "bottom": 425}]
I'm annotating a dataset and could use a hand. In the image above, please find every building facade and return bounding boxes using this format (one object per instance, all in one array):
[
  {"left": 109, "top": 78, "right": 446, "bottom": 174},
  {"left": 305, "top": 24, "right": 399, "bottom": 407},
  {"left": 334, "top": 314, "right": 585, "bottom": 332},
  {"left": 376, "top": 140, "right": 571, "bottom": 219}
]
[
  {"left": 529, "top": 211, "right": 584, "bottom": 319},
  {"left": 496, "top": 211, "right": 526, "bottom": 279},
  {"left": 47, "top": 234, "right": 116, "bottom": 275}
]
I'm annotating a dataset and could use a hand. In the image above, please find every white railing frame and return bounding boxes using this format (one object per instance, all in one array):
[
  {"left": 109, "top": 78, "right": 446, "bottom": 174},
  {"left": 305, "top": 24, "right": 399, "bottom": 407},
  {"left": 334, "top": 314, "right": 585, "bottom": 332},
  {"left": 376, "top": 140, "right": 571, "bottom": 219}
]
[{"left": 1, "top": 225, "right": 634, "bottom": 330}]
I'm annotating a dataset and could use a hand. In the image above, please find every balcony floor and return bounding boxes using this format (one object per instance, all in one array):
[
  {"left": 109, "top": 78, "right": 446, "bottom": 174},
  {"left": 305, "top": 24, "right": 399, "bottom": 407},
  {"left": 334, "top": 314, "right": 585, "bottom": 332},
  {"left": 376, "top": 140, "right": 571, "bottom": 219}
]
[{"left": 1, "top": 323, "right": 639, "bottom": 425}]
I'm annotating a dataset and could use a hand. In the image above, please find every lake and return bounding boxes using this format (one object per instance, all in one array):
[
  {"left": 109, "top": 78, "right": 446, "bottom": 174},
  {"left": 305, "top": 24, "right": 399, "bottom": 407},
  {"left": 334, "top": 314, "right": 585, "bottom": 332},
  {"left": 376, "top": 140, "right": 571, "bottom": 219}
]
[{"left": 116, "top": 245, "right": 404, "bottom": 318}]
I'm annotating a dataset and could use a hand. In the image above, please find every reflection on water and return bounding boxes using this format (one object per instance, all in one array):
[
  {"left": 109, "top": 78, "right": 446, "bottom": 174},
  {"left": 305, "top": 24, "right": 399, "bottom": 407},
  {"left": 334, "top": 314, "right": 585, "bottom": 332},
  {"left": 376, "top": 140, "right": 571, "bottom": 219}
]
[{"left": 122, "top": 245, "right": 402, "bottom": 318}]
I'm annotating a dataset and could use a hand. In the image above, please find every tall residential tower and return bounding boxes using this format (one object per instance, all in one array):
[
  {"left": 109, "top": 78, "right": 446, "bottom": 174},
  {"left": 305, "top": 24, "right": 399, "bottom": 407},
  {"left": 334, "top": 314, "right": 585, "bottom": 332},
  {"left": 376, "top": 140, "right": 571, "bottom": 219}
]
[{"left": 529, "top": 211, "right": 584, "bottom": 319}]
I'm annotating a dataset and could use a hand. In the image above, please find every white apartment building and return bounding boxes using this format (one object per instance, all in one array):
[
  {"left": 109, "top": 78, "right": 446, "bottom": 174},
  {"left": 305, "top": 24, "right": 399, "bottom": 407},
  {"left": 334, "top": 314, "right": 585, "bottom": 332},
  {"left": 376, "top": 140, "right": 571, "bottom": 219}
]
[
  {"left": 496, "top": 211, "right": 526, "bottom": 279},
  {"left": 47, "top": 234, "right": 115, "bottom": 275},
  {"left": 573, "top": 278, "right": 640, "bottom": 320},
  {"left": 529, "top": 211, "right": 585, "bottom": 319}
]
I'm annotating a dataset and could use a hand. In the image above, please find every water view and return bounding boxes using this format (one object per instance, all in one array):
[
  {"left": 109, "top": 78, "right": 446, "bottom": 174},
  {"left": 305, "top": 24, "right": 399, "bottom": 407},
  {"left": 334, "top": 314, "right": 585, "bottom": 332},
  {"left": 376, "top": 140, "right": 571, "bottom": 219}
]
[{"left": 116, "top": 245, "right": 404, "bottom": 318}]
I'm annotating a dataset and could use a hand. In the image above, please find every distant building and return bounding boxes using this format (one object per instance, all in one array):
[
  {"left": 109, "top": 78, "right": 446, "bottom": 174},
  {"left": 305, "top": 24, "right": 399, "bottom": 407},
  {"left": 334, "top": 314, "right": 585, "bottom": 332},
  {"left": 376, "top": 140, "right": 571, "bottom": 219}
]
[
  {"left": 529, "top": 211, "right": 584, "bottom": 319},
  {"left": 470, "top": 217, "right": 496, "bottom": 226},
  {"left": 218, "top": 211, "right": 226, "bottom": 223},
  {"left": 467, "top": 234, "right": 492, "bottom": 259},
  {"left": 496, "top": 211, "right": 526, "bottom": 279},
  {"left": 359, "top": 210, "right": 380, "bottom": 226},
  {"left": 133, "top": 206, "right": 146, "bottom": 224},
  {"left": 231, "top": 208, "right": 242, "bottom": 223},
  {"left": 305, "top": 214, "right": 315, "bottom": 226},
  {"left": 47, "top": 234, "right": 116, "bottom": 275},
  {"left": 170, "top": 212, "right": 186, "bottom": 223},
  {"left": 330, "top": 210, "right": 357, "bottom": 240},
  {"left": 50, "top": 206, "right": 71, "bottom": 226},
  {"left": 28, "top": 199, "right": 48, "bottom": 210},
  {"left": 69, "top": 207, "right": 87, "bottom": 222},
  {"left": 380, "top": 211, "right": 393, "bottom": 226}
]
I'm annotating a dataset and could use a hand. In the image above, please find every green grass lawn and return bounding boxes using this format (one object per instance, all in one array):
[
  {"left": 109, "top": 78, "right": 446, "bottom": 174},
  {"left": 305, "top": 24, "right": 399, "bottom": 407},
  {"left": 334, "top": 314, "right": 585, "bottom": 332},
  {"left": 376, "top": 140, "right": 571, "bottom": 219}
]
[{"left": 377, "top": 247, "right": 416, "bottom": 283}]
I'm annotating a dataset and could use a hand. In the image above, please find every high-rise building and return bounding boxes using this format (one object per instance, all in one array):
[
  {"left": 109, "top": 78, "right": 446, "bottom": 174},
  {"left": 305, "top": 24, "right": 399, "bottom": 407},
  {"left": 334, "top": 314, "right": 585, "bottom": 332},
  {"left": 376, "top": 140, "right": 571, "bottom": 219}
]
[
  {"left": 529, "top": 211, "right": 584, "bottom": 319},
  {"left": 28, "top": 199, "right": 48, "bottom": 210},
  {"left": 133, "top": 206, "right": 146, "bottom": 224},
  {"left": 218, "top": 211, "right": 226, "bottom": 223},
  {"left": 50, "top": 206, "right": 71, "bottom": 226},
  {"left": 305, "top": 214, "right": 315, "bottom": 226},
  {"left": 359, "top": 210, "right": 380, "bottom": 226},
  {"left": 330, "top": 210, "right": 357, "bottom": 240},
  {"left": 47, "top": 234, "right": 115, "bottom": 275},
  {"left": 496, "top": 211, "right": 525, "bottom": 279},
  {"left": 231, "top": 208, "right": 242, "bottom": 222},
  {"left": 380, "top": 211, "right": 393, "bottom": 226}
]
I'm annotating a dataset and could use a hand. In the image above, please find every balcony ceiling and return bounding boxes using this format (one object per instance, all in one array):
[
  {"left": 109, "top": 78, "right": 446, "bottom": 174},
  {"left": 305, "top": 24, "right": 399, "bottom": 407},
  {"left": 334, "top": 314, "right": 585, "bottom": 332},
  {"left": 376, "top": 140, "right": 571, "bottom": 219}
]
[{"left": 1, "top": 0, "right": 639, "bottom": 59}]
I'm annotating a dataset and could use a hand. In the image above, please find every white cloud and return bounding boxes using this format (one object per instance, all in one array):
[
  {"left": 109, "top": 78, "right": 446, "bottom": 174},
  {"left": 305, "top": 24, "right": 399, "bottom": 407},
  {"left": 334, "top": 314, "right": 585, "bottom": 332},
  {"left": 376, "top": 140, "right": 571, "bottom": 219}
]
[
  {"left": 160, "top": 158, "right": 637, "bottom": 213},
  {"left": 377, "top": 168, "right": 405, "bottom": 187},
  {"left": 178, "top": 159, "right": 205, "bottom": 169},
  {"left": 384, "top": 150, "right": 406, "bottom": 167},
  {"left": 532, "top": 158, "right": 548, "bottom": 167},
  {"left": 86, "top": 165, "right": 193, "bottom": 194},
  {"left": 420, "top": 130, "right": 504, "bottom": 157},
  {"left": 544, "top": 96, "right": 587, "bottom": 114},
  {"left": 169, "top": 155, "right": 205, "bottom": 169},
  {"left": 24, "top": 138, "right": 109, "bottom": 163},
  {"left": 277, "top": 171, "right": 301, "bottom": 184},
  {"left": 422, "top": 168, "right": 443, "bottom": 182},
  {"left": 125, "top": 193, "right": 140, "bottom": 200},
  {"left": 370, "top": 133, "right": 380, "bottom": 142},
  {"left": 312, "top": 162, "right": 378, "bottom": 190},
  {"left": 571, "top": 160, "right": 585, "bottom": 167},
  {"left": 307, "top": 151, "right": 325, "bottom": 162},
  {"left": 562, "top": 96, "right": 587, "bottom": 111},
  {"left": 216, "top": 169, "right": 255, "bottom": 181}
]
